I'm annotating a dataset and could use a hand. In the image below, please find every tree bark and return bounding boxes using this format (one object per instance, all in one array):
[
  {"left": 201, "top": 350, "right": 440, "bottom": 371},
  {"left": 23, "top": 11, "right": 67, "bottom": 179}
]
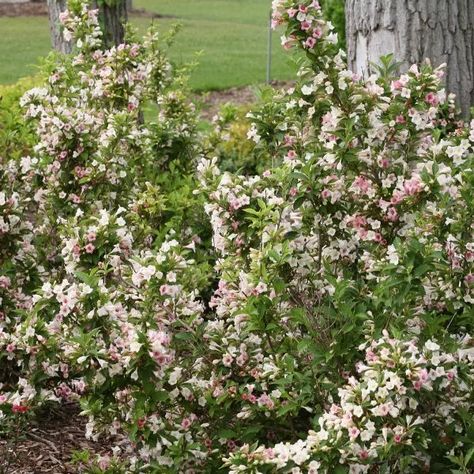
[
  {"left": 47, "top": 0, "right": 72, "bottom": 54},
  {"left": 94, "top": 0, "right": 128, "bottom": 48},
  {"left": 47, "top": 0, "right": 128, "bottom": 53},
  {"left": 346, "top": 0, "right": 474, "bottom": 118}
]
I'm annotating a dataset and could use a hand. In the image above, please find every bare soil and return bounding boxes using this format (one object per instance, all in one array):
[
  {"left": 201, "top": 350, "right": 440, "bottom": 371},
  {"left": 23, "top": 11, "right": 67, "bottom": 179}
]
[
  {"left": 0, "top": 3, "right": 173, "bottom": 18},
  {"left": 0, "top": 2, "right": 48, "bottom": 16},
  {"left": 0, "top": 404, "right": 116, "bottom": 474},
  {"left": 195, "top": 81, "right": 292, "bottom": 120}
]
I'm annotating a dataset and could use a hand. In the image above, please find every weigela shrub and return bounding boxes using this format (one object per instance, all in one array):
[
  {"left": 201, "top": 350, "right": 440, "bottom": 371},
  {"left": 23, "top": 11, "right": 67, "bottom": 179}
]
[
  {"left": 1, "top": 0, "right": 474, "bottom": 472},
  {"left": 0, "top": 0, "right": 210, "bottom": 455},
  {"left": 206, "top": 0, "right": 474, "bottom": 471},
  {"left": 224, "top": 332, "right": 474, "bottom": 473}
]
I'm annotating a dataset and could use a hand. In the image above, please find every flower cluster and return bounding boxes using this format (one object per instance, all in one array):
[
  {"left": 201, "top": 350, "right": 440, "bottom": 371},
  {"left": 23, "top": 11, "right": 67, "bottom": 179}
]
[
  {"left": 272, "top": 0, "right": 339, "bottom": 51},
  {"left": 225, "top": 332, "right": 474, "bottom": 472}
]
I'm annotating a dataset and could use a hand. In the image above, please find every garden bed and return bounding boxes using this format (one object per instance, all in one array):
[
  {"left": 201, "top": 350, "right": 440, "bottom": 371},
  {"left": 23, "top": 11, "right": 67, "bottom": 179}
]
[
  {"left": 0, "top": 3, "right": 172, "bottom": 18},
  {"left": 0, "top": 405, "right": 116, "bottom": 474},
  {"left": 0, "top": 2, "right": 47, "bottom": 16}
]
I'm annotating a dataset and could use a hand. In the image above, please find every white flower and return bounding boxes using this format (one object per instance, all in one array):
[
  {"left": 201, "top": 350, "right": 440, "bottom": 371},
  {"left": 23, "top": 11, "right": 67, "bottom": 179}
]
[
  {"left": 387, "top": 245, "right": 399, "bottom": 265},
  {"left": 301, "top": 84, "right": 314, "bottom": 96},
  {"left": 425, "top": 340, "right": 440, "bottom": 352},
  {"left": 168, "top": 368, "right": 182, "bottom": 385}
]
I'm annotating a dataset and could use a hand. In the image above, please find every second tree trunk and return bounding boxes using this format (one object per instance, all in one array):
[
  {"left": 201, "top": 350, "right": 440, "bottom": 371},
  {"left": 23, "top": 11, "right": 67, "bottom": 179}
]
[{"left": 346, "top": 0, "right": 474, "bottom": 118}]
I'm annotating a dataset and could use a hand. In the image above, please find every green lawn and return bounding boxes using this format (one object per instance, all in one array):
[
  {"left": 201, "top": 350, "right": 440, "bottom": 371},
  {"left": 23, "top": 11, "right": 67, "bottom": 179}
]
[{"left": 0, "top": 1, "right": 296, "bottom": 90}]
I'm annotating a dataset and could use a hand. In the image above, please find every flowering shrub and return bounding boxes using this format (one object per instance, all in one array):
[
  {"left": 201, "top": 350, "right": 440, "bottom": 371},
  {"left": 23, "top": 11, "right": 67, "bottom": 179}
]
[
  {"left": 224, "top": 333, "right": 474, "bottom": 473},
  {"left": 1, "top": 0, "right": 474, "bottom": 472},
  {"left": 0, "top": 0, "right": 210, "bottom": 451}
]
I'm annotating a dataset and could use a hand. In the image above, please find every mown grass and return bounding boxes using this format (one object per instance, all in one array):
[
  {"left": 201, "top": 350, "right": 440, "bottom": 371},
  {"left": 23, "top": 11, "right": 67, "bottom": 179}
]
[{"left": 0, "top": 1, "right": 296, "bottom": 90}]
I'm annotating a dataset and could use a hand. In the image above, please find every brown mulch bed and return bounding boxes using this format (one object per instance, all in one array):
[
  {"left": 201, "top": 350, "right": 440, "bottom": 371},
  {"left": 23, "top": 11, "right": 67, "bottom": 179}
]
[
  {"left": 195, "top": 81, "right": 292, "bottom": 120},
  {"left": 0, "top": 404, "right": 116, "bottom": 474},
  {"left": 0, "top": 3, "right": 173, "bottom": 18},
  {"left": 0, "top": 2, "right": 48, "bottom": 17}
]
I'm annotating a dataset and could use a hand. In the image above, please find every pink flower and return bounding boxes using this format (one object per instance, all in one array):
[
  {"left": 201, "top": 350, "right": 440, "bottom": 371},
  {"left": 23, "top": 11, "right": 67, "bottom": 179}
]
[
  {"left": 0, "top": 276, "right": 11, "bottom": 289},
  {"left": 87, "top": 232, "right": 97, "bottom": 242},
  {"left": 304, "top": 37, "right": 316, "bottom": 49},
  {"left": 181, "top": 418, "right": 192, "bottom": 430},
  {"left": 301, "top": 20, "right": 312, "bottom": 31},
  {"left": 349, "top": 214, "right": 367, "bottom": 229},
  {"left": 366, "top": 349, "right": 378, "bottom": 362},
  {"left": 349, "top": 427, "right": 360, "bottom": 439},
  {"left": 391, "top": 190, "right": 405, "bottom": 205},
  {"left": 130, "top": 44, "right": 140, "bottom": 57},
  {"left": 271, "top": 13, "right": 282, "bottom": 29},
  {"left": 352, "top": 176, "right": 371, "bottom": 194},
  {"left": 222, "top": 354, "right": 233, "bottom": 367},
  {"left": 287, "top": 8, "right": 297, "bottom": 18},
  {"left": 264, "top": 448, "right": 275, "bottom": 459},
  {"left": 391, "top": 80, "right": 403, "bottom": 91},
  {"left": 373, "top": 232, "right": 383, "bottom": 243},
  {"left": 257, "top": 394, "right": 275, "bottom": 409},
  {"left": 84, "top": 243, "right": 95, "bottom": 254},
  {"left": 282, "top": 35, "right": 297, "bottom": 50},
  {"left": 72, "top": 244, "right": 81, "bottom": 257},
  {"left": 386, "top": 207, "right": 398, "bottom": 222},
  {"left": 58, "top": 11, "right": 69, "bottom": 22},
  {"left": 98, "top": 456, "right": 111, "bottom": 471},
  {"left": 425, "top": 92, "right": 439, "bottom": 106},
  {"left": 464, "top": 273, "right": 474, "bottom": 286},
  {"left": 321, "top": 189, "right": 331, "bottom": 200},
  {"left": 418, "top": 368, "right": 429, "bottom": 383},
  {"left": 312, "top": 28, "right": 323, "bottom": 38},
  {"left": 359, "top": 449, "right": 369, "bottom": 460},
  {"left": 403, "top": 176, "right": 422, "bottom": 196}
]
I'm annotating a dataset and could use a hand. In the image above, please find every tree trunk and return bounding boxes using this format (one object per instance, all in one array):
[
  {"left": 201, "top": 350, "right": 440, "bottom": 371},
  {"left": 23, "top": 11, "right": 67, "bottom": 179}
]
[
  {"left": 47, "top": 0, "right": 128, "bottom": 53},
  {"left": 346, "top": 0, "right": 474, "bottom": 118},
  {"left": 47, "top": 0, "right": 72, "bottom": 54},
  {"left": 94, "top": 0, "right": 128, "bottom": 48}
]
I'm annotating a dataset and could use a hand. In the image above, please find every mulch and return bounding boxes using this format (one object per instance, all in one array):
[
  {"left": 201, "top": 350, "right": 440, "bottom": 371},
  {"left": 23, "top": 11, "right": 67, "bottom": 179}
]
[
  {"left": 195, "top": 81, "right": 292, "bottom": 120},
  {"left": 0, "top": 2, "right": 48, "bottom": 17},
  {"left": 0, "top": 404, "right": 116, "bottom": 474},
  {"left": 0, "top": 3, "right": 173, "bottom": 18}
]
